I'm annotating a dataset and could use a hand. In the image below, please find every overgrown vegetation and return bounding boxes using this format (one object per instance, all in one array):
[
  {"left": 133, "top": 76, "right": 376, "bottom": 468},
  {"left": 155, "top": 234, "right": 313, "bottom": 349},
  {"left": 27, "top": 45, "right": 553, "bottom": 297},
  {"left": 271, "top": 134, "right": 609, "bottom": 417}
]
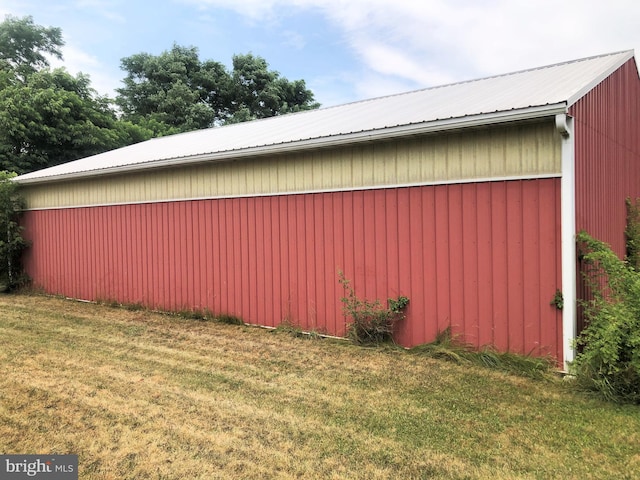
[
  {"left": 274, "top": 320, "right": 324, "bottom": 340},
  {"left": 573, "top": 200, "right": 640, "bottom": 403},
  {"left": 338, "top": 270, "right": 409, "bottom": 345},
  {"left": 212, "top": 312, "right": 244, "bottom": 325},
  {"left": 1, "top": 294, "right": 639, "bottom": 479},
  {"left": 410, "top": 328, "right": 555, "bottom": 380},
  {"left": 0, "top": 171, "right": 27, "bottom": 290},
  {"left": 95, "top": 298, "right": 245, "bottom": 326}
]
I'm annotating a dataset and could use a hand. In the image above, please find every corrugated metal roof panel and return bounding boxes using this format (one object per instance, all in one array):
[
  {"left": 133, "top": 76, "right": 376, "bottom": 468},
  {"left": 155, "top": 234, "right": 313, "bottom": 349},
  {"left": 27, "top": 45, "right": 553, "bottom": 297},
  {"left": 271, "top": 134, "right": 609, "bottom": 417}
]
[{"left": 16, "top": 50, "right": 634, "bottom": 183}]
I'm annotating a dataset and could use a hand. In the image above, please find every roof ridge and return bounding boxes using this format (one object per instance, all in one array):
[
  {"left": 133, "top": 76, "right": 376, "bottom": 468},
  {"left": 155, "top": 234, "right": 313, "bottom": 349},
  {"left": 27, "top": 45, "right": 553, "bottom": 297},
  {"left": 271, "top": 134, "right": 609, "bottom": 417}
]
[
  {"left": 149, "top": 50, "right": 634, "bottom": 134},
  {"left": 314, "top": 49, "right": 634, "bottom": 110}
]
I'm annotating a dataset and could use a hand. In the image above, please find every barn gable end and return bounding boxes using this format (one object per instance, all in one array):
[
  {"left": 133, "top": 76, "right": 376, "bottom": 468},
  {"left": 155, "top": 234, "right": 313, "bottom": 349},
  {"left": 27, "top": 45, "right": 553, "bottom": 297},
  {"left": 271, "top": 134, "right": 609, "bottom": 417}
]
[
  {"left": 572, "top": 57, "right": 640, "bottom": 255},
  {"left": 571, "top": 57, "right": 640, "bottom": 339}
]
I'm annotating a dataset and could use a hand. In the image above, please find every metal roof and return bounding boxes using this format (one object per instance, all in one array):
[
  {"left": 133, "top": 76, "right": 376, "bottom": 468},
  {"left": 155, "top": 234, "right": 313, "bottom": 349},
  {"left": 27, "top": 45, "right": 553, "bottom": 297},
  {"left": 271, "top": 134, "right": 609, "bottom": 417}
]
[{"left": 16, "top": 50, "right": 635, "bottom": 184}]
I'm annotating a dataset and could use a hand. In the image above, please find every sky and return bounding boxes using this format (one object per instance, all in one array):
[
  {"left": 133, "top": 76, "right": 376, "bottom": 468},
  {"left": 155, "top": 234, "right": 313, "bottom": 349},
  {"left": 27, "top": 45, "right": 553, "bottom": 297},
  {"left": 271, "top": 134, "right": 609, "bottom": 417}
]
[{"left": 1, "top": 0, "right": 639, "bottom": 108}]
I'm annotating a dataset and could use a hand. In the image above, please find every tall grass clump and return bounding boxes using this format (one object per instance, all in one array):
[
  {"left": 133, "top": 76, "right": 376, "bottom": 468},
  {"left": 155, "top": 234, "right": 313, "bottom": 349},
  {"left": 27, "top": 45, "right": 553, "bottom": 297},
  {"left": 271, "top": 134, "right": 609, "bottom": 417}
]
[
  {"left": 410, "top": 328, "right": 554, "bottom": 380},
  {"left": 573, "top": 230, "right": 640, "bottom": 403},
  {"left": 338, "top": 270, "right": 409, "bottom": 345}
]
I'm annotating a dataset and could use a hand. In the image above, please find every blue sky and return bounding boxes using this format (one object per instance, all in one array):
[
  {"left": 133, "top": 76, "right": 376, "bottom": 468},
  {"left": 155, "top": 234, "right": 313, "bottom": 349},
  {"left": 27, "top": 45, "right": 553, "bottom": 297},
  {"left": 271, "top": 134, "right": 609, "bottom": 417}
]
[{"left": 1, "top": 0, "right": 640, "bottom": 107}]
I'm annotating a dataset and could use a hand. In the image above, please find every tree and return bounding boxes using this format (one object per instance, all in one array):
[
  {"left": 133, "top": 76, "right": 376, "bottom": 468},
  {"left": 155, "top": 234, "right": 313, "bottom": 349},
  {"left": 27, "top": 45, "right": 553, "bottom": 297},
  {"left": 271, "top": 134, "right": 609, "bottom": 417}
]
[
  {"left": 0, "top": 15, "right": 63, "bottom": 80},
  {"left": 0, "top": 171, "right": 27, "bottom": 290},
  {"left": 117, "top": 45, "right": 320, "bottom": 133},
  {"left": 0, "top": 15, "right": 152, "bottom": 174},
  {"left": 0, "top": 68, "right": 150, "bottom": 173},
  {"left": 116, "top": 45, "right": 228, "bottom": 135},
  {"left": 227, "top": 53, "right": 319, "bottom": 123}
]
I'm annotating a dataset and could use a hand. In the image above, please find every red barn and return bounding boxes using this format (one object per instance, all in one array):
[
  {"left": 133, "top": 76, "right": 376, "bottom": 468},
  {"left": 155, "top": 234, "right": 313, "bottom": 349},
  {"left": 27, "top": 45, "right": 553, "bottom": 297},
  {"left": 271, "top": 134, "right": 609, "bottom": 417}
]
[{"left": 15, "top": 51, "right": 640, "bottom": 369}]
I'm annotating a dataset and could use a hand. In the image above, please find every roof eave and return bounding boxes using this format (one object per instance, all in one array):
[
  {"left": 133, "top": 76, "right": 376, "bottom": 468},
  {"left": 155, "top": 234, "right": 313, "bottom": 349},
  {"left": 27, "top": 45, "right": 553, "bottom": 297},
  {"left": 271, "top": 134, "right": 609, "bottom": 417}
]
[{"left": 15, "top": 103, "right": 568, "bottom": 186}]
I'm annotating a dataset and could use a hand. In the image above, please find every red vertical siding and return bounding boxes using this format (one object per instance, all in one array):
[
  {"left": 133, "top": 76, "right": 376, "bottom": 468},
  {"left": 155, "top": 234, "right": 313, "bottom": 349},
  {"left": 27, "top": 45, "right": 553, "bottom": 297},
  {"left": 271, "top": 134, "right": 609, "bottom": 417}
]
[
  {"left": 571, "top": 59, "right": 640, "bottom": 332},
  {"left": 572, "top": 59, "right": 640, "bottom": 255},
  {"left": 22, "top": 179, "right": 562, "bottom": 358}
]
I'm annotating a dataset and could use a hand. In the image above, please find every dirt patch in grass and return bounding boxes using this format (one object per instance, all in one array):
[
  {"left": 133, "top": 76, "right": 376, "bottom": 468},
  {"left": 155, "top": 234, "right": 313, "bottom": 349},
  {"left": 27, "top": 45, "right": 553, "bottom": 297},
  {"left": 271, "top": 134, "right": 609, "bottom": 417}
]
[{"left": 0, "top": 294, "right": 638, "bottom": 479}]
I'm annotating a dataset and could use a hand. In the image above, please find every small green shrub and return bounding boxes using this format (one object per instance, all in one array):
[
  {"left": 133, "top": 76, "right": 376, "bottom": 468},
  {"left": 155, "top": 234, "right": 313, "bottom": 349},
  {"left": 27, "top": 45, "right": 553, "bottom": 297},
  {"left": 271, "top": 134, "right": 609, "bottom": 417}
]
[
  {"left": 573, "top": 231, "right": 640, "bottom": 403},
  {"left": 550, "top": 289, "right": 564, "bottom": 310},
  {"left": 338, "top": 270, "right": 409, "bottom": 345}
]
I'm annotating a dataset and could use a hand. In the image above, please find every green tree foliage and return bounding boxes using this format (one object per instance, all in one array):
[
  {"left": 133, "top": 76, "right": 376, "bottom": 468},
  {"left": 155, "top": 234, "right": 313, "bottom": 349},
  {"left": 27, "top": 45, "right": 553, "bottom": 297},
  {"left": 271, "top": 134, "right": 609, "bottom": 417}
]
[
  {"left": 227, "top": 53, "right": 319, "bottom": 122},
  {"left": 117, "top": 46, "right": 320, "bottom": 134},
  {"left": 574, "top": 231, "right": 640, "bottom": 403},
  {"left": 0, "top": 15, "right": 152, "bottom": 174},
  {"left": 116, "top": 44, "right": 229, "bottom": 136},
  {"left": 0, "top": 171, "right": 27, "bottom": 290},
  {"left": 0, "top": 68, "right": 150, "bottom": 173},
  {"left": 0, "top": 15, "right": 63, "bottom": 79},
  {"left": 0, "top": 16, "right": 321, "bottom": 173}
]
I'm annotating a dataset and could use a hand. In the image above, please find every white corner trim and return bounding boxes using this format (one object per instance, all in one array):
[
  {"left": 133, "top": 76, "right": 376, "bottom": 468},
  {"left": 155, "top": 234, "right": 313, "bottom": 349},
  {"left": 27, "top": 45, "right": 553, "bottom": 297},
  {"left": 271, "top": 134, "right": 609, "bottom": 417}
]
[{"left": 558, "top": 113, "right": 577, "bottom": 371}]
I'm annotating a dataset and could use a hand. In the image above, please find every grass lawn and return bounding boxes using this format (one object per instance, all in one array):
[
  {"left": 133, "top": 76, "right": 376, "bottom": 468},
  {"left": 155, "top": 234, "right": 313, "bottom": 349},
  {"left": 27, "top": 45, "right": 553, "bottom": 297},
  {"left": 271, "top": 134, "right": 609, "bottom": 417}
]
[{"left": 0, "top": 294, "right": 638, "bottom": 479}]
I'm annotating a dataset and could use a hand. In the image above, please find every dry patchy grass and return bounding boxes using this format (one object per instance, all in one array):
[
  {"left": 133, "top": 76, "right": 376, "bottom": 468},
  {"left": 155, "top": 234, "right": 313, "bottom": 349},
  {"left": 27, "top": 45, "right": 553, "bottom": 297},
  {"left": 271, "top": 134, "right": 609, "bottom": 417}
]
[{"left": 0, "top": 294, "right": 638, "bottom": 479}]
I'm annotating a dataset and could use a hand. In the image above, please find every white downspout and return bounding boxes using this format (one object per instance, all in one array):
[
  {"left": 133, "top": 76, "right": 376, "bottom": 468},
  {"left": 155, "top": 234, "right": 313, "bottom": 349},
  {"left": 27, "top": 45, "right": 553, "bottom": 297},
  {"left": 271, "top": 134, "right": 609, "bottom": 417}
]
[{"left": 556, "top": 113, "right": 576, "bottom": 371}]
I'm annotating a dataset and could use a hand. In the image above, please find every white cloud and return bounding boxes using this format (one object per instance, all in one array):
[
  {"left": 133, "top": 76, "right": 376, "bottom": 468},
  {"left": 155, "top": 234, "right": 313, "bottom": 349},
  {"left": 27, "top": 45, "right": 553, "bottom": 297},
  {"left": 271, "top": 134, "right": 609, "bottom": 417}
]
[
  {"left": 351, "top": 40, "right": 456, "bottom": 87},
  {"left": 49, "top": 44, "right": 121, "bottom": 97},
  {"left": 181, "top": 0, "right": 640, "bottom": 102},
  {"left": 180, "top": 0, "right": 288, "bottom": 23},
  {"left": 74, "top": 0, "right": 126, "bottom": 23},
  {"left": 319, "top": 0, "right": 639, "bottom": 85},
  {"left": 5, "top": 0, "right": 640, "bottom": 104},
  {"left": 281, "top": 30, "right": 306, "bottom": 50}
]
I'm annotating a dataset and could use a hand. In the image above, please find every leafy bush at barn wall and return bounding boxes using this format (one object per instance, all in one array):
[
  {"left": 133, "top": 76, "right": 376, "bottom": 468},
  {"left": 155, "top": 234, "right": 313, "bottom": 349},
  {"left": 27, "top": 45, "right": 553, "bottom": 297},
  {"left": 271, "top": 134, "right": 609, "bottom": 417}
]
[
  {"left": 573, "top": 230, "right": 640, "bottom": 403},
  {"left": 338, "top": 270, "right": 409, "bottom": 345}
]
